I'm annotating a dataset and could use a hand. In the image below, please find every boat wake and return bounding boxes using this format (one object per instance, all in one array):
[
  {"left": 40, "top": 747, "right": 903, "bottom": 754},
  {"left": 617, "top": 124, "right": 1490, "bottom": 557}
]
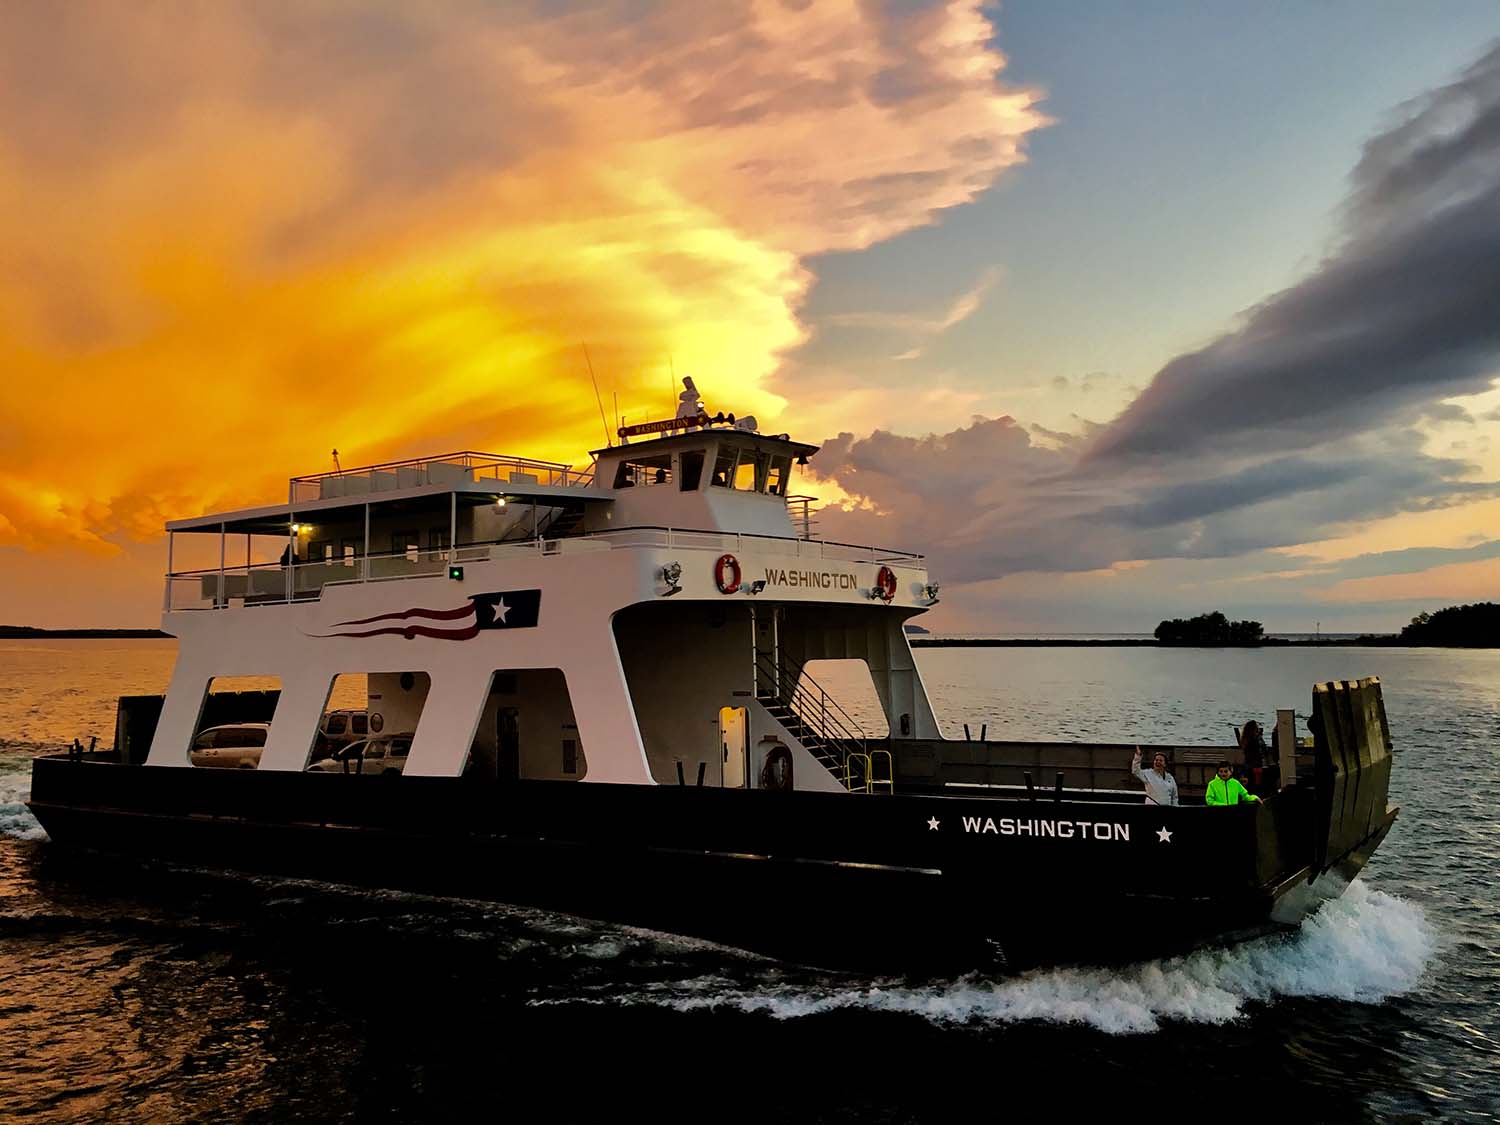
[
  {"left": 0, "top": 750, "right": 46, "bottom": 842},
  {"left": 579, "top": 880, "right": 1435, "bottom": 1034}
]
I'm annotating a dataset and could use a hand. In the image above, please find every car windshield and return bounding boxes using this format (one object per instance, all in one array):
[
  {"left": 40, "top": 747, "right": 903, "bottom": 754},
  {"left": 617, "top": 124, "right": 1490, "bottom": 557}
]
[{"left": 390, "top": 740, "right": 412, "bottom": 756}]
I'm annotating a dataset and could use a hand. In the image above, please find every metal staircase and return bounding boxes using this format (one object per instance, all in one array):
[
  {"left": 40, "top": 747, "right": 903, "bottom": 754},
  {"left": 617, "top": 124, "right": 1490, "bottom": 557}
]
[
  {"left": 540, "top": 506, "right": 587, "bottom": 539},
  {"left": 754, "top": 649, "right": 891, "bottom": 793}
]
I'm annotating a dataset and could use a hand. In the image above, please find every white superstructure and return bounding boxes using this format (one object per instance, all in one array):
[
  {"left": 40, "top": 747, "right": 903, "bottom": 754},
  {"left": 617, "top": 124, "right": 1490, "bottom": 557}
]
[{"left": 149, "top": 410, "right": 941, "bottom": 793}]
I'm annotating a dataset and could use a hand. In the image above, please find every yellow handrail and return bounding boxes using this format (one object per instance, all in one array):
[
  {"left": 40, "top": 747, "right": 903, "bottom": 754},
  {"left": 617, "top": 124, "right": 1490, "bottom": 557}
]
[{"left": 842, "top": 752, "right": 872, "bottom": 793}]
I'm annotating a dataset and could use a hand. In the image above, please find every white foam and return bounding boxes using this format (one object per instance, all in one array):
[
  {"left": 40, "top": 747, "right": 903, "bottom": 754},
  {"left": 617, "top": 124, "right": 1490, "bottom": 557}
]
[
  {"left": 0, "top": 776, "right": 47, "bottom": 841},
  {"left": 614, "top": 880, "right": 1435, "bottom": 1035}
]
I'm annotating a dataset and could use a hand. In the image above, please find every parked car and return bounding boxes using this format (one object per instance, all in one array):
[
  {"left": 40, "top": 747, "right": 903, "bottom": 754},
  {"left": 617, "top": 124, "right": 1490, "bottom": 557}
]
[
  {"left": 189, "top": 723, "right": 270, "bottom": 769},
  {"left": 312, "top": 709, "right": 370, "bottom": 760},
  {"left": 305, "top": 734, "right": 413, "bottom": 776}
]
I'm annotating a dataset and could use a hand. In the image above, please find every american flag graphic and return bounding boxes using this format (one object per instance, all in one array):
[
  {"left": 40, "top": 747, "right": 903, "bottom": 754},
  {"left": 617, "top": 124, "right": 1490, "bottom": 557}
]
[{"left": 311, "top": 591, "right": 541, "bottom": 640}]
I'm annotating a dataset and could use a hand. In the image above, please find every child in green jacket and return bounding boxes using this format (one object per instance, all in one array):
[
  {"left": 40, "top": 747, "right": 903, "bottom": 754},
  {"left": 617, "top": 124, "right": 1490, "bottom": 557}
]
[{"left": 1205, "top": 762, "right": 1260, "bottom": 806}]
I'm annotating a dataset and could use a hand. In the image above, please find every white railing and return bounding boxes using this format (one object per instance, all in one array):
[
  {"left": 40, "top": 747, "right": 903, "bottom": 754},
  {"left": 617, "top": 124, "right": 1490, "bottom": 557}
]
[
  {"left": 165, "top": 529, "right": 923, "bottom": 610},
  {"left": 785, "top": 494, "right": 819, "bottom": 539},
  {"left": 290, "top": 451, "right": 594, "bottom": 503}
]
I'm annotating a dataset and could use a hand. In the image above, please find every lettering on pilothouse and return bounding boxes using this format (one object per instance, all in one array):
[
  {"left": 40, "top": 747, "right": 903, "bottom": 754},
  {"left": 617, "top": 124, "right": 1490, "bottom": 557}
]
[
  {"left": 959, "top": 814, "right": 1130, "bottom": 842},
  {"left": 762, "top": 567, "right": 861, "bottom": 590}
]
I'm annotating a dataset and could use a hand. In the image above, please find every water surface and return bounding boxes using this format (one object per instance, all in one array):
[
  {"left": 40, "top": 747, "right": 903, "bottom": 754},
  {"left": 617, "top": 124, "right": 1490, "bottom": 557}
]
[{"left": 1, "top": 640, "right": 1496, "bottom": 1120}]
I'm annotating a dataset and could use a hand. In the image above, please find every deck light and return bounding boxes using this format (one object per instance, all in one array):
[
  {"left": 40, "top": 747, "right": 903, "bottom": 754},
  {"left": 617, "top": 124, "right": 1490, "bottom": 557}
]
[
  {"left": 923, "top": 582, "right": 941, "bottom": 605},
  {"left": 660, "top": 560, "right": 683, "bottom": 596},
  {"left": 448, "top": 565, "right": 465, "bottom": 581},
  {"left": 745, "top": 579, "right": 767, "bottom": 595},
  {"left": 495, "top": 496, "right": 508, "bottom": 508}
]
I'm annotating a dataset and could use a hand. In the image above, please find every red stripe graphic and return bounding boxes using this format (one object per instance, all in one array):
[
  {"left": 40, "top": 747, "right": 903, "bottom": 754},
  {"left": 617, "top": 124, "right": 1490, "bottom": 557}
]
[
  {"left": 319, "top": 623, "right": 482, "bottom": 641},
  {"left": 332, "top": 604, "right": 476, "bottom": 628}
]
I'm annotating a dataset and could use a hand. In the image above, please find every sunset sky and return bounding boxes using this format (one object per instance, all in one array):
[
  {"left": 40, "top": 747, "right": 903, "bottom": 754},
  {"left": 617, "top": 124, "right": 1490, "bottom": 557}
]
[{"left": 4, "top": 1, "right": 1500, "bottom": 632}]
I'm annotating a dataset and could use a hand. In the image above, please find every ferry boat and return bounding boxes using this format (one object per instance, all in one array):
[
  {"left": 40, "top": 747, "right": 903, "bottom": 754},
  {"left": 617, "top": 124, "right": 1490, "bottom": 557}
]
[{"left": 27, "top": 385, "right": 1399, "bottom": 968}]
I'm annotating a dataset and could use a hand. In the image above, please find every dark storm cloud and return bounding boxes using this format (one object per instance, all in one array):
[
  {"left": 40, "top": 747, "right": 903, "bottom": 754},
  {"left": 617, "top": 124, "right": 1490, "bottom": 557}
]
[
  {"left": 811, "top": 44, "right": 1500, "bottom": 586},
  {"left": 1321, "top": 538, "right": 1500, "bottom": 581},
  {"left": 1087, "top": 42, "right": 1500, "bottom": 464}
]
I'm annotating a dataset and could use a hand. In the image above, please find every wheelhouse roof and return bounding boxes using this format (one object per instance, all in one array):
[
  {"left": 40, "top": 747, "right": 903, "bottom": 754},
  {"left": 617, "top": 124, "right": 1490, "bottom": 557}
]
[{"left": 591, "top": 428, "right": 818, "bottom": 460}]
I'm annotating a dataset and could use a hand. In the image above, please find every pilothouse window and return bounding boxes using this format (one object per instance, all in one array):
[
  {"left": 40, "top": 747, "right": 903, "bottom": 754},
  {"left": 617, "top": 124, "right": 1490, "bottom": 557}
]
[
  {"left": 768, "top": 456, "right": 792, "bottom": 497},
  {"left": 612, "top": 455, "right": 672, "bottom": 489}
]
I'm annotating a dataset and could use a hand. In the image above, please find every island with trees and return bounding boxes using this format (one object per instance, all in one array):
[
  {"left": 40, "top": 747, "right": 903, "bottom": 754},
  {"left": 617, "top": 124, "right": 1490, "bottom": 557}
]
[
  {"left": 1154, "top": 611, "right": 1265, "bottom": 646},
  {"left": 1398, "top": 602, "right": 1499, "bottom": 647}
]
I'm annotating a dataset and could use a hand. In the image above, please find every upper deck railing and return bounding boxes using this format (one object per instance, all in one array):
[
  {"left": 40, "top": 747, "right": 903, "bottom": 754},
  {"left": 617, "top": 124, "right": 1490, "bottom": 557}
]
[
  {"left": 165, "top": 527, "right": 925, "bottom": 611},
  {"left": 291, "top": 451, "right": 594, "bottom": 503}
]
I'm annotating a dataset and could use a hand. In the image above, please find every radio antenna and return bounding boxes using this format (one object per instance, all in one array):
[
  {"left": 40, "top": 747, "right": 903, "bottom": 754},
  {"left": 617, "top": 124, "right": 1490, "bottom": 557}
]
[
  {"left": 582, "top": 343, "right": 612, "bottom": 447},
  {"left": 613, "top": 391, "right": 620, "bottom": 434},
  {"left": 669, "top": 355, "right": 677, "bottom": 415},
  {"left": 331, "top": 448, "right": 342, "bottom": 472}
]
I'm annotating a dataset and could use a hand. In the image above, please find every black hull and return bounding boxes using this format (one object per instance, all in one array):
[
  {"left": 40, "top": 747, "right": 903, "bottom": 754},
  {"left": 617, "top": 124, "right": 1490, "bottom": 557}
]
[{"left": 26, "top": 757, "right": 1395, "bottom": 971}]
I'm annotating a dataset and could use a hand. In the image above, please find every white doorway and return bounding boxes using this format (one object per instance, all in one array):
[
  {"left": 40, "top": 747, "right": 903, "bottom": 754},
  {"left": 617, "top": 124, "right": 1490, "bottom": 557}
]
[{"left": 719, "top": 706, "right": 747, "bottom": 788}]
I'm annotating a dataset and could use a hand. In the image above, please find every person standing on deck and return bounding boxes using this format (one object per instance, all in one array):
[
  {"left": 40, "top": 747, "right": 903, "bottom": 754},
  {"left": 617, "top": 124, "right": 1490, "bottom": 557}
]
[
  {"left": 1205, "top": 762, "right": 1261, "bottom": 806},
  {"left": 1131, "top": 748, "right": 1179, "bottom": 806}
]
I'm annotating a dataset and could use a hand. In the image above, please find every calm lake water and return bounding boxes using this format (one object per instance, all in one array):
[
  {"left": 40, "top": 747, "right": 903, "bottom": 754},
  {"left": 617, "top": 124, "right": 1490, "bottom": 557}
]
[{"left": 1, "top": 639, "right": 1497, "bottom": 1120}]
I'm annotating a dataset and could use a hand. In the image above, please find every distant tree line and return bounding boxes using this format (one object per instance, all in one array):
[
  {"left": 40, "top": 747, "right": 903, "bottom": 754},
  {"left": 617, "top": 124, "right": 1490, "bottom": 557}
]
[
  {"left": 1399, "top": 602, "right": 1500, "bottom": 647},
  {"left": 1154, "top": 611, "right": 1265, "bottom": 646}
]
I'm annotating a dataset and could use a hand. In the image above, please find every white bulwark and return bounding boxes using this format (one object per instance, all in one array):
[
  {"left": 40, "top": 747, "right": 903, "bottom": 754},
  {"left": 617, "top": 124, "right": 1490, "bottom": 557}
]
[{"left": 150, "top": 391, "right": 940, "bottom": 795}]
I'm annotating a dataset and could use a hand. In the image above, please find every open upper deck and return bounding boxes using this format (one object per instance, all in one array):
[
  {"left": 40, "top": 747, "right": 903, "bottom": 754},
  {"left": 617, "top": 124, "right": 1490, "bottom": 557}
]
[{"left": 168, "top": 451, "right": 598, "bottom": 535}]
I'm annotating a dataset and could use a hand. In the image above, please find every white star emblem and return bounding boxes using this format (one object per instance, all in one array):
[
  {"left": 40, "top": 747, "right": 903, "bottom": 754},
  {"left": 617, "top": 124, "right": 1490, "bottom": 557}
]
[
  {"left": 494, "top": 598, "right": 510, "bottom": 624},
  {"left": 927, "top": 816, "right": 940, "bottom": 831},
  {"left": 1156, "top": 826, "right": 1173, "bottom": 843}
]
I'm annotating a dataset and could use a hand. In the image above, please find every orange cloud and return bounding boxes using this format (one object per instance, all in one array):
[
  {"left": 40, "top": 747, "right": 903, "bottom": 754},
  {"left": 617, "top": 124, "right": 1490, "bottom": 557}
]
[{"left": 0, "top": 1, "right": 1045, "bottom": 556}]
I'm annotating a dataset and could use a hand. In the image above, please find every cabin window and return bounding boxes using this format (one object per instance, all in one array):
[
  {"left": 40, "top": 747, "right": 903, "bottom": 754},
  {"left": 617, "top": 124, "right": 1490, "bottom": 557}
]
[
  {"left": 326, "top": 715, "right": 347, "bottom": 736},
  {"left": 428, "top": 526, "right": 450, "bottom": 559},
  {"left": 562, "top": 738, "right": 578, "bottom": 775},
  {"left": 733, "top": 451, "right": 769, "bottom": 492},
  {"left": 340, "top": 538, "right": 361, "bottom": 565},
  {"left": 678, "top": 451, "right": 704, "bottom": 491},
  {"left": 710, "top": 450, "right": 737, "bottom": 488},
  {"left": 767, "top": 456, "right": 792, "bottom": 497},
  {"left": 612, "top": 455, "right": 671, "bottom": 489},
  {"left": 310, "top": 539, "right": 333, "bottom": 562}
]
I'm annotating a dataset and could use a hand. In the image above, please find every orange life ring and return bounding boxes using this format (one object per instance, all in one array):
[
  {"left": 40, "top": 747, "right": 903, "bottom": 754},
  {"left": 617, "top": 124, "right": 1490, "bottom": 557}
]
[
  {"left": 875, "top": 565, "right": 897, "bottom": 602},
  {"left": 715, "top": 553, "right": 742, "bottom": 594}
]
